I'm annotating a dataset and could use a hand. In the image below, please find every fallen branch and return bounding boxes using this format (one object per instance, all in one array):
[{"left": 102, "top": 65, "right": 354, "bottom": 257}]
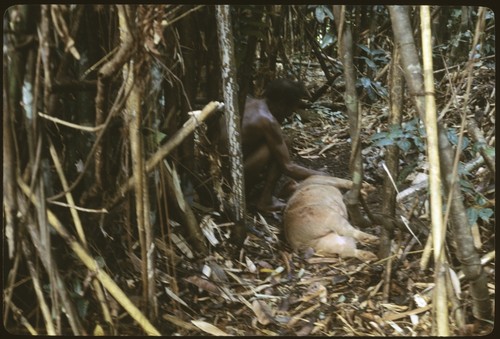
[
  {"left": 38, "top": 112, "right": 104, "bottom": 132},
  {"left": 107, "top": 101, "right": 223, "bottom": 210}
]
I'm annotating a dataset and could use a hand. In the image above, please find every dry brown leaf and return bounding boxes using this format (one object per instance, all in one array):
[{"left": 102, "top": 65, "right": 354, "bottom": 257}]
[
  {"left": 162, "top": 313, "right": 198, "bottom": 331},
  {"left": 382, "top": 304, "right": 432, "bottom": 321},
  {"left": 171, "top": 233, "right": 193, "bottom": 259},
  {"left": 259, "top": 328, "right": 280, "bottom": 335},
  {"left": 257, "top": 260, "right": 273, "bottom": 269},
  {"left": 200, "top": 216, "right": 220, "bottom": 246},
  {"left": 295, "top": 322, "right": 314, "bottom": 336},
  {"left": 287, "top": 303, "right": 320, "bottom": 327},
  {"left": 311, "top": 314, "right": 332, "bottom": 334},
  {"left": 207, "top": 261, "right": 229, "bottom": 282},
  {"left": 448, "top": 266, "right": 462, "bottom": 297},
  {"left": 301, "top": 282, "right": 328, "bottom": 303},
  {"left": 245, "top": 256, "right": 258, "bottom": 273},
  {"left": 184, "top": 275, "right": 221, "bottom": 295},
  {"left": 251, "top": 299, "right": 275, "bottom": 325},
  {"left": 164, "top": 286, "right": 189, "bottom": 308},
  {"left": 318, "top": 142, "right": 335, "bottom": 155},
  {"left": 191, "top": 320, "right": 230, "bottom": 336},
  {"left": 296, "top": 147, "right": 317, "bottom": 155}
]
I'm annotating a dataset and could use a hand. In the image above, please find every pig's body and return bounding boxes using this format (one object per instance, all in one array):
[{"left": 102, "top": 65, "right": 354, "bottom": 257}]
[{"left": 284, "top": 176, "right": 378, "bottom": 262}]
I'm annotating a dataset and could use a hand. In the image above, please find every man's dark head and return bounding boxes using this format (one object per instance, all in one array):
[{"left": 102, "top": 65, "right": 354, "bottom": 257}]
[{"left": 264, "top": 79, "right": 306, "bottom": 116}]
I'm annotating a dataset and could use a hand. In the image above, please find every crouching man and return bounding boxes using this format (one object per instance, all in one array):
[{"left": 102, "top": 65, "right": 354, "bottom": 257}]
[{"left": 242, "top": 79, "right": 326, "bottom": 213}]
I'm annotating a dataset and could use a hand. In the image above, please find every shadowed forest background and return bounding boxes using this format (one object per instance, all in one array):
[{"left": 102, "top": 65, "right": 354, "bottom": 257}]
[{"left": 3, "top": 5, "right": 495, "bottom": 336}]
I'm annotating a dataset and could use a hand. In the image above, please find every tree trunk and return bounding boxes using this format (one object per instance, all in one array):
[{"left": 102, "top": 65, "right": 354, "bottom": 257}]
[
  {"left": 332, "top": 6, "right": 367, "bottom": 227},
  {"left": 215, "top": 5, "right": 247, "bottom": 245},
  {"left": 378, "top": 45, "right": 403, "bottom": 260}
]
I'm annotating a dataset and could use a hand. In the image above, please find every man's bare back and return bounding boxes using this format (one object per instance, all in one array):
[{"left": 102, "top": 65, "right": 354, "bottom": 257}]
[{"left": 241, "top": 79, "right": 326, "bottom": 213}]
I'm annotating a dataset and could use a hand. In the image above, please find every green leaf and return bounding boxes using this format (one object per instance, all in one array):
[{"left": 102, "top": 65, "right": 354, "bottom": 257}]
[
  {"left": 412, "top": 136, "right": 426, "bottom": 151},
  {"left": 371, "top": 48, "right": 387, "bottom": 56},
  {"left": 155, "top": 131, "right": 167, "bottom": 145},
  {"left": 364, "top": 58, "right": 377, "bottom": 71},
  {"left": 447, "top": 128, "right": 470, "bottom": 150},
  {"left": 484, "top": 146, "right": 495, "bottom": 157},
  {"left": 402, "top": 118, "right": 419, "bottom": 132},
  {"left": 320, "top": 33, "right": 335, "bottom": 49},
  {"left": 371, "top": 81, "right": 389, "bottom": 98},
  {"left": 76, "top": 298, "right": 89, "bottom": 318},
  {"left": 475, "top": 194, "right": 488, "bottom": 206},
  {"left": 360, "top": 76, "right": 371, "bottom": 88},
  {"left": 374, "top": 138, "right": 395, "bottom": 147},
  {"left": 370, "top": 131, "right": 388, "bottom": 141},
  {"left": 457, "top": 162, "right": 471, "bottom": 176},
  {"left": 323, "top": 6, "right": 334, "bottom": 20},
  {"left": 460, "top": 179, "right": 475, "bottom": 189},
  {"left": 315, "top": 6, "right": 326, "bottom": 23},
  {"left": 357, "top": 43, "right": 371, "bottom": 55},
  {"left": 459, "top": 179, "right": 476, "bottom": 195},
  {"left": 466, "top": 207, "right": 478, "bottom": 226},
  {"left": 474, "top": 142, "right": 496, "bottom": 157},
  {"left": 388, "top": 125, "right": 404, "bottom": 139},
  {"left": 397, "top": 139, "right": 412, "bottom": 153},
  {"left": 478, "top": 208, "right": 493, "bottom": 222}
]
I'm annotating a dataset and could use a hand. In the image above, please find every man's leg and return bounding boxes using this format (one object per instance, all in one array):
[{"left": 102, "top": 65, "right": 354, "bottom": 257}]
[
  {"left": 256, "top": 162, "right": 286, "bottom": 212},
  {"left": 244, "top": 144, "right": 270, "bottom": 177},
  {"left": 244, "top": 144, "right": 270, "bottom": 203},
  {"left": 244, "top": 144, "right": 285, "bottom": 212}
]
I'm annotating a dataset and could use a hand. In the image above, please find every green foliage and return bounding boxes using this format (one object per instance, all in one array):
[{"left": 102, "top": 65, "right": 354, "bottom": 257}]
[
  {"left": 434, "top": 7, "right": 495, "bottom": 62},
  {"left": 466, "top": 200, "right": 494, "bottom": 228},
  {"left": 370, "top": 118, "right": 426, "bottom": 153},
  {"left": 397, "top": 161, "right": 419, "bottom": 184},
  {"left": 69, "top": 278, "right": 90, "bottom": 318},
  {"left": 446, "top": 127, "right": 470, "bottom": 151},
  {"left": 356, "top": 44, "right": 390, "bottom": 71},
  {"left": 357, "top": 76, "right": 388, "bottom": 101},
  {"left": 472, "top": 141, "right": 495, "bottom": 157},
  {"left": 320, "top": 32, "right": 336, "bottom": 49},
  {"left": 308, "top": 5, "right": 334, "bottom": 24},
  {"left": 447, "top": 127, "right": 495, "bottom": 160},
  {"left": 372, "top": 120, "right": 494, "bottom": 227},
  {"left": 306, "top": 5, "right": 336, "bottom": 49},
  {"left": 354, "top": 44, "right": 390, "bottom": 100}
]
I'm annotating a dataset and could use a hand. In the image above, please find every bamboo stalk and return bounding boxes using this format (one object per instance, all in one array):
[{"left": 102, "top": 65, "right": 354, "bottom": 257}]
[
  {"left": 420, "top": 6, "right": 449, "bottom": 336},
  {"left": 49, "top": 141, "right": 114, "bottom": 332},
  {"left": 17, "top": 178, "right": 161, "bottom": 336}
]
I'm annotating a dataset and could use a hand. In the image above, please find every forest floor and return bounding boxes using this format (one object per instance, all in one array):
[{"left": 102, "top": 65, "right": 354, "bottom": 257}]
[{"left": 153, "top": 75, "right": 495, "bottom": 336}]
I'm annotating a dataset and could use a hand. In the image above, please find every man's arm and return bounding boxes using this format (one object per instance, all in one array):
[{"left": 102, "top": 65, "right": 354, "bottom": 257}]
[{"left": 263, "top": 119, "right": 325, "bottom": 180}]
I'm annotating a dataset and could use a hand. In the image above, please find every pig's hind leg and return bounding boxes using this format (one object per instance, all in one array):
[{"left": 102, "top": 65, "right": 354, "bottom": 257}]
[
  {"left": 314, "top": 233, "right": 357, "bottom": 258},
  {"left": 352, "top": 229, "right": 379, "bottom": 245},
  {"left": 354, "top": 249, "right": 378, "bottom": 262},
  {"left": 314, "top": 233, "right": 378, "bottom": 262},
  {"left": 328, "top": 215, "right": 379, "bottom": 245}
]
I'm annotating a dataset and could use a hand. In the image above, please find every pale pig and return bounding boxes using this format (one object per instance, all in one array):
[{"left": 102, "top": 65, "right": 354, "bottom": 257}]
[{"left": 284, "top": 175, "right": 379, "bottom": 262}]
